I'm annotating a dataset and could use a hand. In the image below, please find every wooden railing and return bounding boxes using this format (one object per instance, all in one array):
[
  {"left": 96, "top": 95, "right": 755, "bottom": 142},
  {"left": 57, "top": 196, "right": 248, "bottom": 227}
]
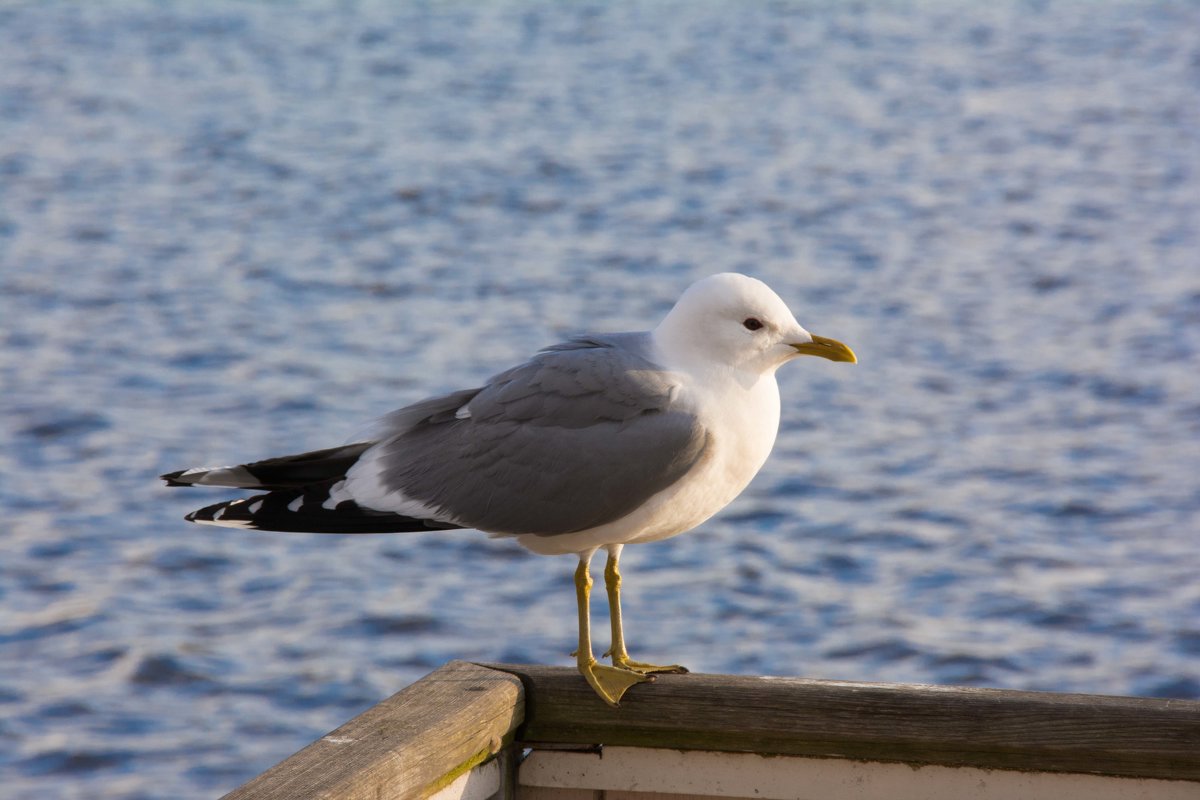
[{"left": 222, "top": 661, "right": 1200, "bottom": 800}]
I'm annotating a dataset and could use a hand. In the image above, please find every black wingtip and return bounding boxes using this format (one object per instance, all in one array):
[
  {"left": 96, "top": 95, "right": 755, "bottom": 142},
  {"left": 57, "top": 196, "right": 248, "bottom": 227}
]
[
  {"left": 161, "top": 470, "right": 193, "bottom": 486},
  {"left": 178, "top": 487, "right": 465, "bottom": 534}
]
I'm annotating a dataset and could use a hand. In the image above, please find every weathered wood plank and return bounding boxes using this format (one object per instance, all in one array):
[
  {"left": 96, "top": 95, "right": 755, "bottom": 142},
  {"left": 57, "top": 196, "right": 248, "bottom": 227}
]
[
  {"left": 520, "top": 746, "right": 1200, "bottom": 800},
  {"left": 485, "top": 664, "right": 1200, "bottom": 781},
  {"left": 223, "top": 661, "right": 523, "bottom": 800}
]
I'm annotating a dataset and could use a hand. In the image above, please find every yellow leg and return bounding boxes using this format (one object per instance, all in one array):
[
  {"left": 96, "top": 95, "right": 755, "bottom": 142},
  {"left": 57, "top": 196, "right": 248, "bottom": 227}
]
[
  {"left": 603, "top": 547, "right": 688, "bottom": 675},
  {"left": 575, "top": 553, "right": 651, "bottom": 706}
]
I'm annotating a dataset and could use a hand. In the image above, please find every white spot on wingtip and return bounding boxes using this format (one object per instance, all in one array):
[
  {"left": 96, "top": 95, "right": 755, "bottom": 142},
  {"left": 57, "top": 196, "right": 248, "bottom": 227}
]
[
  {"left": 247, "top": 500, "right": 263, "bottom": 514},
  {"left": 322, "top": 479, "right": 352, "bottom": 510},
  {"left": 455, "top": 404, "right": 471, "bottom": 420},
  {"left": 288, "top": 496, "right": 303, "bottom": 512},
  {"left": 180, "top": 465, "right": 260, "bottom": 488},
  {"left": 179, "top": 466, "right": 219, "bottom": 477},
  {"left": 192, "top": 516, "right": 257, "bottom": 530}
]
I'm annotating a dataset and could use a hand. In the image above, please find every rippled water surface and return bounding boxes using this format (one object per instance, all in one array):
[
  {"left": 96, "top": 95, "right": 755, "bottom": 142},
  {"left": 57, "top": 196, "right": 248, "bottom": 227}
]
[{"left": 2, "top": 1, "right": 1199, "bottom": 797}]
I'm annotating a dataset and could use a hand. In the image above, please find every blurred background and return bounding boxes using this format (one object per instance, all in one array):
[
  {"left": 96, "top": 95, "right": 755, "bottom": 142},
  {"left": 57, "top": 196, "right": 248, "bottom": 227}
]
[{"left": 2, "top": 1, "right": 1198, "bottom": 797}]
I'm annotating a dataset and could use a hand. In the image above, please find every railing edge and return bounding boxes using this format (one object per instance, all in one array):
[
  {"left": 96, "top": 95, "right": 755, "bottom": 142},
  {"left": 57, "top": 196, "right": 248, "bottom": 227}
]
[
  {"left": 482, "top": 663, "right": 1200, "bottom": 782},
  {"left": 221, "top": 660, "right": 524, "bottom": 800}
]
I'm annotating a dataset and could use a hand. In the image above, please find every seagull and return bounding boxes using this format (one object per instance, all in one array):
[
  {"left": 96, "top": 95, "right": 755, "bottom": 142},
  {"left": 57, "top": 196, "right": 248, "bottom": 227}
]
[{"left": 162, "top": 273, "right": 856, "bottom": 705}]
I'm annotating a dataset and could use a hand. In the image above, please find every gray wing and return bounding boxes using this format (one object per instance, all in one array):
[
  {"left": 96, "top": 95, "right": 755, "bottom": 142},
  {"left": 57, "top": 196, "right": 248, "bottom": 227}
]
[{"left": 368, "top": 334, "right": 708, "bottom": 535}]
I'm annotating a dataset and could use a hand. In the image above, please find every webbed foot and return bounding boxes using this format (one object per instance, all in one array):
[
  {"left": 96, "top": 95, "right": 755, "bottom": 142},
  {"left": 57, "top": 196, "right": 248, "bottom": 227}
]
[
  {"left": 611, "top": 655, "right": 689, "bottom": 675},
  {"left": 578, "top": 659, "right": 654, "bottom": 706}
]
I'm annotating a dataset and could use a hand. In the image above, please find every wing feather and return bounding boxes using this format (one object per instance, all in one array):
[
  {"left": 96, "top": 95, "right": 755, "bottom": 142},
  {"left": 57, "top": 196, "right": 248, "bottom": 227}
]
[{"left": 356, "top": 334, "right": 707, "bottom": 535}]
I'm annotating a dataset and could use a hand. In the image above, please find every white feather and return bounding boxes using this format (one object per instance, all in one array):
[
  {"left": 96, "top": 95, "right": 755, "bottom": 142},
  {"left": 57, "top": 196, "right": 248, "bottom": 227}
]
[{"left": 340, "top": 448, "right": 454, "bottom": 521}]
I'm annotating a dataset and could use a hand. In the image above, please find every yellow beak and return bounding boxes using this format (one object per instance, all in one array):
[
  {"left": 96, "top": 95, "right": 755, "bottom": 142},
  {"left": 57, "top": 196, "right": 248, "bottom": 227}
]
[{"left": 791, "top": 335, "right": 857, "bottom": 364}]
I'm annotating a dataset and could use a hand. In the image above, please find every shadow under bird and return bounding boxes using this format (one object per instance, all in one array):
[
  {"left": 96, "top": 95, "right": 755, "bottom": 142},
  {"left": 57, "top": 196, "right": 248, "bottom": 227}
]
[{"left": 162, "top": 273, "right": 856, "bottom": 705}]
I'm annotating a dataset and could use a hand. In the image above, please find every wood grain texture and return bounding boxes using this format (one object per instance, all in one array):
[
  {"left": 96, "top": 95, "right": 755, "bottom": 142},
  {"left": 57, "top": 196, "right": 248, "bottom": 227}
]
[
  {"left": 483, "top": 664, "right": 1200, "bottom": 781},
  {"left": 223, "top": 661, "right": 523, "bottom": 800},
  {"left": 518, "top": 746, "right": 1200, "bottom": 800}
]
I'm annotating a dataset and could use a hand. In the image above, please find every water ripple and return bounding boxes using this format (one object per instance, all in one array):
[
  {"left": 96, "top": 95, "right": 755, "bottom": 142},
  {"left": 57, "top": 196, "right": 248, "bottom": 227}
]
[{"left": 2, "top": 1, "right": 1198, "bottom": 798}]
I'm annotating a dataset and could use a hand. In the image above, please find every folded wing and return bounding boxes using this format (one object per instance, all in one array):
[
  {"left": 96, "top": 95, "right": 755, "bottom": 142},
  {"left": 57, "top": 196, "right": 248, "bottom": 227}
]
[{"left": 164, "top": 334, "right": 708, "bottom": 536}]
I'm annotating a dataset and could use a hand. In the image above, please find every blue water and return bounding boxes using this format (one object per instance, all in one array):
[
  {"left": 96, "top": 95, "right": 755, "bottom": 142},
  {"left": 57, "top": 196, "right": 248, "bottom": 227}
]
[{"left": 2, "top": 1, "right": 1198, "bottom": 797}]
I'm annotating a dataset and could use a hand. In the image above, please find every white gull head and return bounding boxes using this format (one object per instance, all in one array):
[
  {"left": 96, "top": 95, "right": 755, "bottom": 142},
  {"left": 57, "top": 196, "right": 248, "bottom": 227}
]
[{"left": 652, "top": 273, "right": 856, "bottom": 375}]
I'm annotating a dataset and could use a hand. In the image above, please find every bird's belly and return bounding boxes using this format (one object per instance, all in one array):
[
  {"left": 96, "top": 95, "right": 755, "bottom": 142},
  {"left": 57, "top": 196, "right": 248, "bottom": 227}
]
[{"left": 622, "top": 443, "right": 756, "bottom": 544}]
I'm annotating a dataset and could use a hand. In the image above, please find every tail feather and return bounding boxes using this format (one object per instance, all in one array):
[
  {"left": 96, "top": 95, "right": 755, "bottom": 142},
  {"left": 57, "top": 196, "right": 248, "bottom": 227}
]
[
  {"left": 185, "top": 481, "right": 463, "bottom": 534},
  {"left": 161, "top": 443, "right": 373, "bottom": 490}
]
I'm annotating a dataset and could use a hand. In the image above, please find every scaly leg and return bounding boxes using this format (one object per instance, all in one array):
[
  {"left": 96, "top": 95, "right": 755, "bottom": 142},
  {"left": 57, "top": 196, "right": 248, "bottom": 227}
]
[
  {"left": 574, "top": 550, "right": 651, "bottom": 706},
  {"left": 603, "top": 545, "right": 688, "bottom": 675}
]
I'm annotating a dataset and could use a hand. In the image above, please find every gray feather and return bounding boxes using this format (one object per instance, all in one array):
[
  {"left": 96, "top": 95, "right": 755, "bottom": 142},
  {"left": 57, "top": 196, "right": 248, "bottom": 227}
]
[{"left": 370, "top": 333, "right": 708, "bottom": 535}]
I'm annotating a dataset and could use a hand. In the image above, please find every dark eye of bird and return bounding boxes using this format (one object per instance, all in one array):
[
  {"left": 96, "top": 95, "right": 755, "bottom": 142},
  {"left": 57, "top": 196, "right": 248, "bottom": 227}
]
[{"left": 742, "top": 317, "right": 764, "bottom": 331}]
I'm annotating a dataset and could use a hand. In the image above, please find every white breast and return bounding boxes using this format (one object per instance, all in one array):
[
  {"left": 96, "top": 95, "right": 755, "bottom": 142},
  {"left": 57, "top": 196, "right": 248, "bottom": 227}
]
[{"left": 515, "top": 371, "right": 781, "bottom": 556}]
